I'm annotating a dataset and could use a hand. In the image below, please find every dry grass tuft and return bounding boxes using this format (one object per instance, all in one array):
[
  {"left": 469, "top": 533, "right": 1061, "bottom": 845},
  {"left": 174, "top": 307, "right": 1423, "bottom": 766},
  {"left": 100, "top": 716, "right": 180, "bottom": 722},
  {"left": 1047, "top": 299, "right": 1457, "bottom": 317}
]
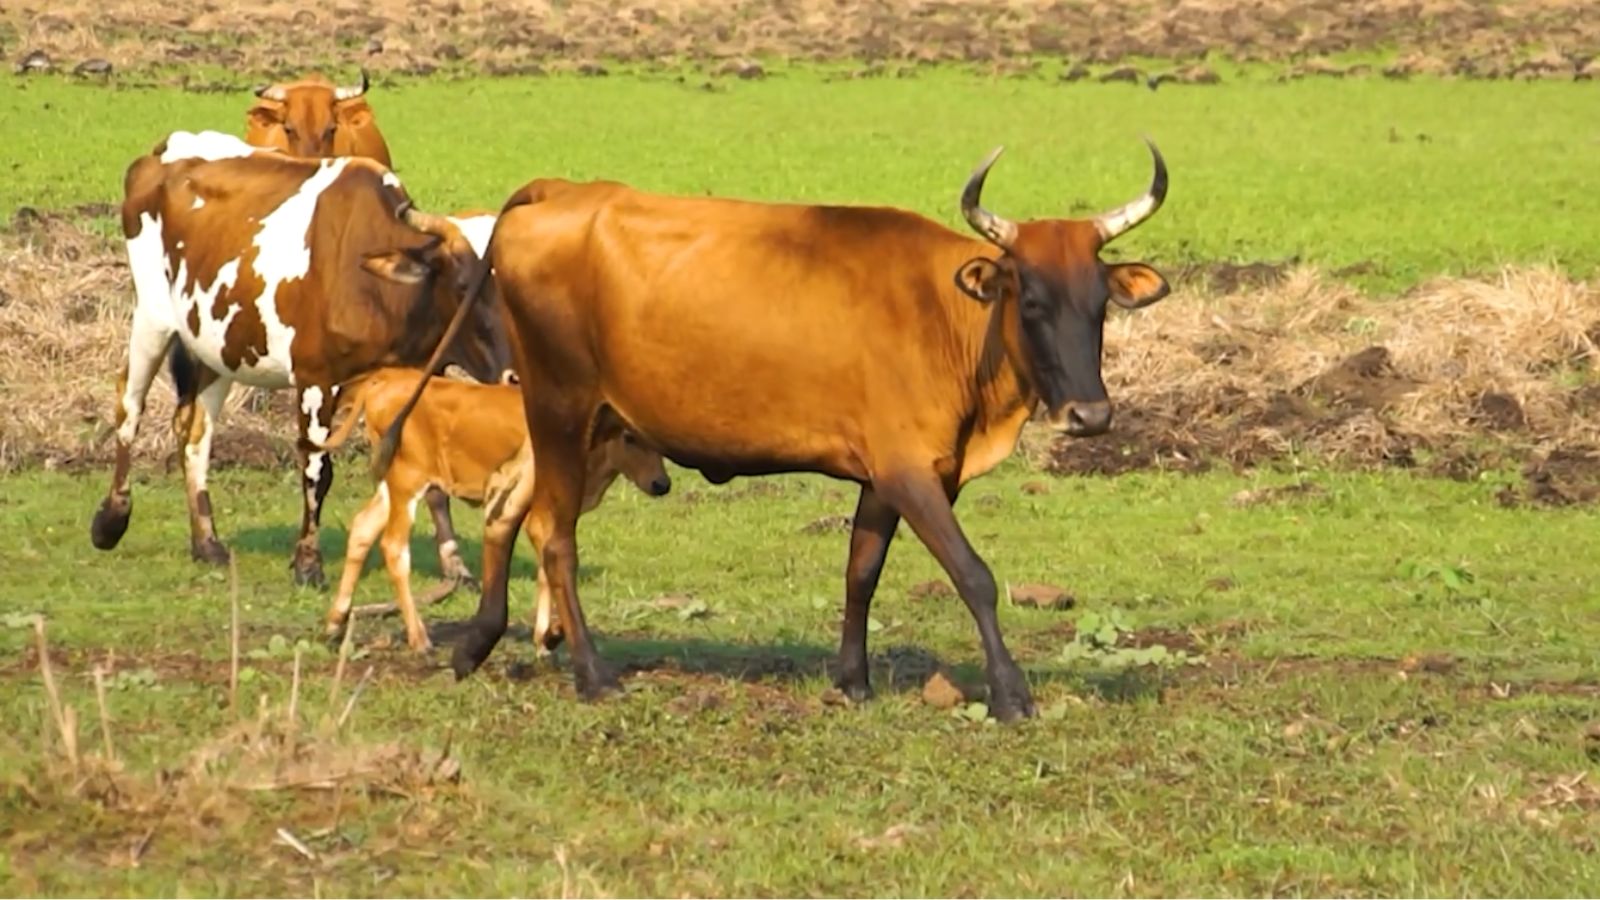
[{"left": 10, "top": 570, "right": 463, "bottom": 865}]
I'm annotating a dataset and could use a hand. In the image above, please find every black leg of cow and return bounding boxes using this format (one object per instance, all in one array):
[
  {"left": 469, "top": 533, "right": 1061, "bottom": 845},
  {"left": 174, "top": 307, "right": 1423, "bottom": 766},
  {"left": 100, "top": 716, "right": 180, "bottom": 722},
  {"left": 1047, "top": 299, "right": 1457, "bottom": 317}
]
[
  {"left": 291, "top": 386, "right": 337, "bottom": 588},
  {"left": 835, "top": 486, "right": 900, "bottom": 702},
  {"left": 452, "top": 460, "right": 531, "bottom": 680},
  {"left": 426, "top": 487, "right": 476, "bottom": 586},
  {"left": 877, "top": 471, "right": 1036, "bottom": 722},
  {"left": 177, "top": 370, "right": 233, "bottom": 566}
]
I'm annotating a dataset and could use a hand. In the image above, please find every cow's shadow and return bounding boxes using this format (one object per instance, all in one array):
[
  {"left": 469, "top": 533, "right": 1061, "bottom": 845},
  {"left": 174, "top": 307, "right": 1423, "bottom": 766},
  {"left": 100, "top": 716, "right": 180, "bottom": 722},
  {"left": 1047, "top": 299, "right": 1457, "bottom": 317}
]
[{"left": 228, "top": 525, "right": 582, "bottom": 584}]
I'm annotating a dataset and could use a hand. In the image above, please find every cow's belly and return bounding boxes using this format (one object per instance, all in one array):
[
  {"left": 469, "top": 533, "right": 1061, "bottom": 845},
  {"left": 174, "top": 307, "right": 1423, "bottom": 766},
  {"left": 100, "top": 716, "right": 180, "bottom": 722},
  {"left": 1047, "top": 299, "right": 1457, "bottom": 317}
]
[{"left": 167, "top": 263, "right": 297, "bottom": 389}]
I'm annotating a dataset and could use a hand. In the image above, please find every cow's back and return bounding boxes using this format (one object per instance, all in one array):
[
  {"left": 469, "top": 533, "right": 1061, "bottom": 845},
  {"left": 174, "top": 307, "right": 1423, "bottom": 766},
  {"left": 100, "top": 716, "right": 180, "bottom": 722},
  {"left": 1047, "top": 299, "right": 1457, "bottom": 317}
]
[
  {"left": 492, "top": 181, "right": 996, "bottom": 479},
  {"left": 359, "top": 370, "right": 529, "bottom": 501}
]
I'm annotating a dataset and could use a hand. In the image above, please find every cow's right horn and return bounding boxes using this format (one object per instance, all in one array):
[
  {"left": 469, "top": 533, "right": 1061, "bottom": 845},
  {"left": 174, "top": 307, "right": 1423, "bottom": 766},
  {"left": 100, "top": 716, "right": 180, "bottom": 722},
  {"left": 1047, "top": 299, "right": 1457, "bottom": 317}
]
[
  {"left": 399, "top": 203, "right": 453, "bottom": 238},
  {"left": 334, "top": 69, "right": 370, "bottom": 102},
  {"left": 1092, "top": 138, "right": 1168, "bottom": 243},
  {"left": 960, "top": 146, "right": 1018, "bottom": 250},
  {"left": 254, "top": 83, "right": 287, "bottom": 102}
]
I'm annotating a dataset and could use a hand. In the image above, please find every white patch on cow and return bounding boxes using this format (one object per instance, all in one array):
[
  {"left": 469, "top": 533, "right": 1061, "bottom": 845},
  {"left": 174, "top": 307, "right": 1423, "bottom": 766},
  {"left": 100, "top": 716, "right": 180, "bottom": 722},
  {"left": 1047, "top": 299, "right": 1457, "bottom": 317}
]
[
  {"left": 448, "top": 215, "right": 495, "bottom": 258},
  {"left": 159, "top": 131, "right": 260, "bottom": 164},
  {"left": 172, "top": 257, "right": 244, "bottom": 371},
  {"left": 175, "top": 239, "right": 184, "bottom": 251},
  {"left": 301, "top": 386, "right": 330, "bottom": 445},
  {"left": 245, "top": 158, "right": 351, "bottom": 388},
  {"left": 191, "top": 195, "right": 205, "bottom": 210},
  {"left": 381, "top": 171, "right": 402, "bottom": 189},
  {"left": 306, "top": 450, "right": 327, "bottom": 485},
  {"left": 439, "top": 538, "right": 458, "bottom": 556},
  {"left": 118, "top": 213, "right": 179, "bottom": 444}
]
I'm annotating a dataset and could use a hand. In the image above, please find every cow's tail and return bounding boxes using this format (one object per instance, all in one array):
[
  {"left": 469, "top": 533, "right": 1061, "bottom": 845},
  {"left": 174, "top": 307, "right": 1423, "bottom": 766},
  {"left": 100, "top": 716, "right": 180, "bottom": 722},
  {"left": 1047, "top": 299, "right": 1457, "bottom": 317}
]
[
  {"left": 167, "top": 343, "right": 199, "bottom": 403},
  {"left": 319, "top": 377, "right": 370, "bottom": 453},
  {"left": 370, "top": 184, "right": 544, "bottom": 481}
]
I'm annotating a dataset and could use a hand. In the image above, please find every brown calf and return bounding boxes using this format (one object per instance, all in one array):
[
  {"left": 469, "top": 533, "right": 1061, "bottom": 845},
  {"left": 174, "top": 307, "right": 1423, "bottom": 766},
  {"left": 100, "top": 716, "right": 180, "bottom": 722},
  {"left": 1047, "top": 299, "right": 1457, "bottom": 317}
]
[{"left": 322, "top": 367, "right": 671, "bottom": 651}]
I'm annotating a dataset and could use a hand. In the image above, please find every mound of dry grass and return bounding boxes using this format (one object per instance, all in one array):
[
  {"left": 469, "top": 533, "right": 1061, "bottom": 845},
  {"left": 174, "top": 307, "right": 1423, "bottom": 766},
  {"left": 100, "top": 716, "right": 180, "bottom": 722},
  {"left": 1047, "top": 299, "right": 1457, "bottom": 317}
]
[
  {"left": 0, "top": 212, "right": 301, "bottom": 472},
  {"left": 1045, "top": 265, "right": 1600, "bottom": 501}
]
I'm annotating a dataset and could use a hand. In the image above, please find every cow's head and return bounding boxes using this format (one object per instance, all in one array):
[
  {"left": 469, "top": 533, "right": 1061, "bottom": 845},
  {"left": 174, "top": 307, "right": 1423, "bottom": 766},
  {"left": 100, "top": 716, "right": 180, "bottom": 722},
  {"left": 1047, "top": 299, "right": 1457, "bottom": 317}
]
[
  {"left": 360, "top": 205, "right": 513, "bottom": 385},
  {"left": 953, "top": 141, "right": 1170, "bottom": 437},
  {"left": 246, "top": 71, "right": 387, "bottom": 165},
  {"left": 604, "top": 431, "right": 673, "bottom": 498}
]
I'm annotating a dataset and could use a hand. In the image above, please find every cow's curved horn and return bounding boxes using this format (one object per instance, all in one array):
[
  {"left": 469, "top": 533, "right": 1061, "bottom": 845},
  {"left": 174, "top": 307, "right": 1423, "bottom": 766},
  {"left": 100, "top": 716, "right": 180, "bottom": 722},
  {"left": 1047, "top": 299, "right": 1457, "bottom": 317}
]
[
  {"left": 400, "top": 203, "right": 455, "bottom": 239},
  {"left": 334, "top": 69, "right": 370, "bottom": 102},
  {"left": 254, "top": 83, "right": 287, "bottom": 102},
  {"left": 960, "top": 146, "right": 1018, "bottom": 250},
  {"left": 1093, "top": 138, "right": 1168, "bottom": 243}
]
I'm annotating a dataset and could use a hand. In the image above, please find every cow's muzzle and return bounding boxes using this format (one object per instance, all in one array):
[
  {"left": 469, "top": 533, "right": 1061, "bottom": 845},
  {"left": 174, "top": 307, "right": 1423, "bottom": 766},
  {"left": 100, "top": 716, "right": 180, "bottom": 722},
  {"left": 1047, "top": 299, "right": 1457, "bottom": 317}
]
[{"left": 1050, "top": 401, "right": 1113, "bottom": 437}]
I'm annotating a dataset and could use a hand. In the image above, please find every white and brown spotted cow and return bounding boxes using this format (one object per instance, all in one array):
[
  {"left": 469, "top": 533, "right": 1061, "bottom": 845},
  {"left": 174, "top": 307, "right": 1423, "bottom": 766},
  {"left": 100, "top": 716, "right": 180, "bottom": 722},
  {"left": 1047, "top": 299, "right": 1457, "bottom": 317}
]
[{"left": 89, "top": 131, "right": 510, "bottom": 587}]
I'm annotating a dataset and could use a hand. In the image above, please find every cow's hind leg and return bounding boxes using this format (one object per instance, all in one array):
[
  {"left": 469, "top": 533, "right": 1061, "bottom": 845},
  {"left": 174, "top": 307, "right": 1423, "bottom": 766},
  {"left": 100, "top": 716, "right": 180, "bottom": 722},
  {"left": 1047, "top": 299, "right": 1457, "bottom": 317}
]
[
  {"left": 177, "top": 369, "right": 232, "bottom": 565},
  {"left": 91, "top": 310, "right": 175, "bottom": 551},
  {"left": 426, "top": 487, "right": 476, "bottom": 586},
  {"left": 291, "top": 384, "right": 337, "bottom": 588},
  {"left": 327, "top": 484, "right": 391, "bottom": 641},
  {"left": 835, "top": 486, "right": 901, "bottom": 702},
  {"left": 875, "top": 468, "right": 1035, "bottom": 722},
  {"left": 452, "top": 446, "right": 536, "bottom": 679}
]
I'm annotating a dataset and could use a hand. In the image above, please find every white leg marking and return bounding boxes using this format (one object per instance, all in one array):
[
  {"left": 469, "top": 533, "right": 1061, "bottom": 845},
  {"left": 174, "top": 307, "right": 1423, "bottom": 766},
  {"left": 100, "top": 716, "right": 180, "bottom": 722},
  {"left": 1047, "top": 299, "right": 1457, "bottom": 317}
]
[
  {"left": 301, "top": 386, "right": 329, "bottom": 446},
  {"left": 306, "top": 450, "right": 326, "bottom": 486},
  {"left": 184, "top": 377, "right": 230, "bottom": 492}
]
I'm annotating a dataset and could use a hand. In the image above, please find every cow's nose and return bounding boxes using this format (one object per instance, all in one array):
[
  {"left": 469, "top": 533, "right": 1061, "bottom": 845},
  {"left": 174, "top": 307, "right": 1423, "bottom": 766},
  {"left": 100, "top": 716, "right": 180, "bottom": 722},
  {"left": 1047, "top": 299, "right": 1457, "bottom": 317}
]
[
  {"left": 1062, "top": 401, "right": 1113, "bottom": 437},
  {"left": 649, "top": 476, "right": 672, "bottom": 497}
]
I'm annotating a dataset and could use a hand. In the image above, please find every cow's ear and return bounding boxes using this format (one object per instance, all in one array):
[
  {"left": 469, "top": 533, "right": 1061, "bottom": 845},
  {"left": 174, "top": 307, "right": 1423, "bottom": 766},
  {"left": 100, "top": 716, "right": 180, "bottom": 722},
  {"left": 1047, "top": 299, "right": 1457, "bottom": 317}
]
[
  {"left": 953, "top": 257, "right": 1009, "bottom": 303},
  {"left": 246, "top": 104, "right": 282, "bottom": 128},
  {"left": 335, "top": 103, "right": 373, "bottom": 129},
  {"left": 361, "top": 247, "right": 436, "bottom": 285},
  {"left": 1107, "top": 262, "right": 1170, "bottom": 310}
]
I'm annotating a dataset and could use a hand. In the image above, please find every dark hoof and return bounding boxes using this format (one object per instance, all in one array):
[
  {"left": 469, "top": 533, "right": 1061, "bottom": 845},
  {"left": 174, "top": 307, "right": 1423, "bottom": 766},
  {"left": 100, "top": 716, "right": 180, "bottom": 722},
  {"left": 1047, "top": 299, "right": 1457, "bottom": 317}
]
[
  {"left": 988, "top": 671, "right": 1038, "bottom": 723},
  {"left": 574, "top": 661, "right": 621, "bottom": 701},
  {"left": 834, "top": 673, "right": 874, "bottom": 703},
  {"left": 450, "top": 628, "right": 498, "bottom": 681},
  {"left": 539, "top": 627, "right": 567, "bottom": 653},
  {"left": 190, "top": 538, "right": 231, "bottom": 566},
  {"left": 90, "top": 499, "right": 130, "bottom": 551},
  {"left": 291, "top": 551, "right": 326, "bottom": 589}
]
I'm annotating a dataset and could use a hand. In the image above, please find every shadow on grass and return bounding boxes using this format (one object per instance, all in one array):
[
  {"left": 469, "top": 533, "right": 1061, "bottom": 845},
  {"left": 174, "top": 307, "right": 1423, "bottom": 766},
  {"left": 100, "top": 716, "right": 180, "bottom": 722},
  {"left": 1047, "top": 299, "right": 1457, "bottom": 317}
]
[
  {"left": 417, "top": 622, "right": 1168, "bottom": 704},
  {"left": 229, "top": 525, "right": 601, "bottom": 585}
]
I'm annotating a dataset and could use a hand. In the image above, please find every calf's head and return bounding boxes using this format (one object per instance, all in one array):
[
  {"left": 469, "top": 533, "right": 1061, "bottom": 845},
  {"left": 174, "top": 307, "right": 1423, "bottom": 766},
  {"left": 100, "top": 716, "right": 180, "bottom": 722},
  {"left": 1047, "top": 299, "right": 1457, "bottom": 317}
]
[
  {"left": 597, "top": 432, "right": 672, "bottom": 499},
  {"left": 247, "top": 71, "right": 385, "bottom": 164},
  {"left": 359, "top": 205, "right": 513, "bottom": 385},
  {"left": 953, "top": 141, "right": 1171, "bottom": 437}
]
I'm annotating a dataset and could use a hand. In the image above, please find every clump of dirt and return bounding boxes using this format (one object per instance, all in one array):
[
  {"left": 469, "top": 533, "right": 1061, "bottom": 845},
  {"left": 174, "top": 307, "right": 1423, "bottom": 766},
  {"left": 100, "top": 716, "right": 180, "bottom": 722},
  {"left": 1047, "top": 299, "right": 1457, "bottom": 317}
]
[
  {"left": 1046, "top": 265, "right": 1600, "bottom": 502},
  {"left": 4, "top": 0, "right": 1599, "bottom": 79}
]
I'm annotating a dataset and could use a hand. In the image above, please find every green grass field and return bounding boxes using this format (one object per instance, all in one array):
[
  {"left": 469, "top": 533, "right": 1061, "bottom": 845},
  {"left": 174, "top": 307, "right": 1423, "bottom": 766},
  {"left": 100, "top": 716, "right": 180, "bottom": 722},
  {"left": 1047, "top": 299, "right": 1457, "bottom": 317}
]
[
  {"left": 5, "top": 71, "right": 1599, "bottom": 290},
  {"left": 4, "top": 64, "right": 1600, "bottom": 896}
]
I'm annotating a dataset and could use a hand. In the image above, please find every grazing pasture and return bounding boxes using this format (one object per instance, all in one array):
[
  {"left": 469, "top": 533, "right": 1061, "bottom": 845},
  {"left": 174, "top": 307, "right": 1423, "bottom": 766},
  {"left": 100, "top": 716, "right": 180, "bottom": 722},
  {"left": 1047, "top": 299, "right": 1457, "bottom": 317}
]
[{"left": 3, "top": 1, "right": 1600, "bottom": 893}]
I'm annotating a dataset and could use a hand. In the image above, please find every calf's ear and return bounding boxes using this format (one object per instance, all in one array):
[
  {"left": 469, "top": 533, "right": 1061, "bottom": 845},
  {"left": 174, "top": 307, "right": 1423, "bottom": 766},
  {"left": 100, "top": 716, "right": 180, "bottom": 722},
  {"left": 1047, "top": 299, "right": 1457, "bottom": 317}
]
[
  {"left": 361, "top": 247, "right": 436, "bottom": 285},
  {"left": 1107, "top": 262, "right": 1170, "bottom": 310}
]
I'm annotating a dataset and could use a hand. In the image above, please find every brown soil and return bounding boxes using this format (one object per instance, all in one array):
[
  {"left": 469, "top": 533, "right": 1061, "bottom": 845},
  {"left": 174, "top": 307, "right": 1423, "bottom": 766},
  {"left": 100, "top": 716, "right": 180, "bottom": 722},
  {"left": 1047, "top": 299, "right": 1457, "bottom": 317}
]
[{"left": 4, "top": 0, "right": 1598, "bottom": 79}]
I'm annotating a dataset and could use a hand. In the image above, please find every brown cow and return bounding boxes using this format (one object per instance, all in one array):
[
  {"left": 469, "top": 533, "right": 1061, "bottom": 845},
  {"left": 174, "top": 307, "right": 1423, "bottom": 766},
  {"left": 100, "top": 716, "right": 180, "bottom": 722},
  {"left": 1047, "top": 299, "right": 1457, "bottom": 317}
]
[
  {"left": 245, "top": 70, "right": 392, "bottom": 168},
  {"left": 386, "top": 140, "right": 1173, "bottom": 721},
  {"left": 89, "top": 131, "right": 510, "bottom": 588},
  {"left": 319, "top": 367, "right": 671, "bottom": 652}
]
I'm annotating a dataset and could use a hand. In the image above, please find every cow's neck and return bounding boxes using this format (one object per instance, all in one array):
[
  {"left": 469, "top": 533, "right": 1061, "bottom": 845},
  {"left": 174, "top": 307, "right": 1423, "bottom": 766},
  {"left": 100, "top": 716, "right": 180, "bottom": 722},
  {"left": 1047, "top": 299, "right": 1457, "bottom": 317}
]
[{"left": 954, "top": 286, "right": 1039, "bottom": 487}]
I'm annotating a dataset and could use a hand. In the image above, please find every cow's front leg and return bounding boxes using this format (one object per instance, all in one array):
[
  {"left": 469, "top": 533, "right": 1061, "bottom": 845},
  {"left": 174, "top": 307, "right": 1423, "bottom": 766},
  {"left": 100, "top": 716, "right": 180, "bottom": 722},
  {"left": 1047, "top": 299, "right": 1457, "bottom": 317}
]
[
  {"left": 292, "top": 383, "right": 337, "bottom": 588},
  {"left": 178, "top": 369, "right": 233, "bottom": 565}
]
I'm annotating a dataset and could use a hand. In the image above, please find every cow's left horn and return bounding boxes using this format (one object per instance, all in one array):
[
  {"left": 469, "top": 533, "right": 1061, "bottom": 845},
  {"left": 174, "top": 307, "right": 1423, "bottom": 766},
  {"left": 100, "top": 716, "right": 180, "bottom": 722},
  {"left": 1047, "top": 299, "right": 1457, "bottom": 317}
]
[
  {"left": 960, "top": 146, "right": 1018, "bottom": 250},
  {"left": 254, "top": 83, "right": 287, "bottom": 102},
  {"left": 1093, "top": 138, "right": 1168, "bottom": 243},
  {"left": 334, "top": 69, "right": 369, "bottom": 102}
]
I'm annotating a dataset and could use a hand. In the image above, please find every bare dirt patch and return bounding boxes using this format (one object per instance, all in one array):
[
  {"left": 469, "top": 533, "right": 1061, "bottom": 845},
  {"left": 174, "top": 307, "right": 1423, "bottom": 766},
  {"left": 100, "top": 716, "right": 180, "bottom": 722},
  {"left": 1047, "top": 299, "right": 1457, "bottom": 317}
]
[{"left": 4, "top": 0, "right": 1598, "bottom": 79}]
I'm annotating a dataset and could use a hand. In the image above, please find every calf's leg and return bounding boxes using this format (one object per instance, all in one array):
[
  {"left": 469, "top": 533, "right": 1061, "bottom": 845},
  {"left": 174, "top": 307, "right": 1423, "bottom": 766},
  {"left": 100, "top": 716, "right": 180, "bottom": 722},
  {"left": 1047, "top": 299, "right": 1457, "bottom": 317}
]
[
  {"left": 425, "top": 487, "right": 476, "bottom": 585},
  {"left": 452, "top": 449, "right": 536, "bottom": 679},
  {"left": 327, "top": 484, "right": 392, "bottom": 640},
  {"left": 379, "top": 489, "right": 431, "bottom": 652},
  {"left": 875, "top": 469, "right": 1035, "bottom": 721}
]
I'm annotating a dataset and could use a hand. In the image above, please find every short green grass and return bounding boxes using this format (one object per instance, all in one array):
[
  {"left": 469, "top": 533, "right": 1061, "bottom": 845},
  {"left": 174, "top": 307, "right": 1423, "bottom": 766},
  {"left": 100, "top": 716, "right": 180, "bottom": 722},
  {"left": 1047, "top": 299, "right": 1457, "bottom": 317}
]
[
  {"left": 3, "top": 70, "right": 1598, "bottom": 289},
  {"left": 4, "top": 462, "right": 1599, "bottom": 895}
]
